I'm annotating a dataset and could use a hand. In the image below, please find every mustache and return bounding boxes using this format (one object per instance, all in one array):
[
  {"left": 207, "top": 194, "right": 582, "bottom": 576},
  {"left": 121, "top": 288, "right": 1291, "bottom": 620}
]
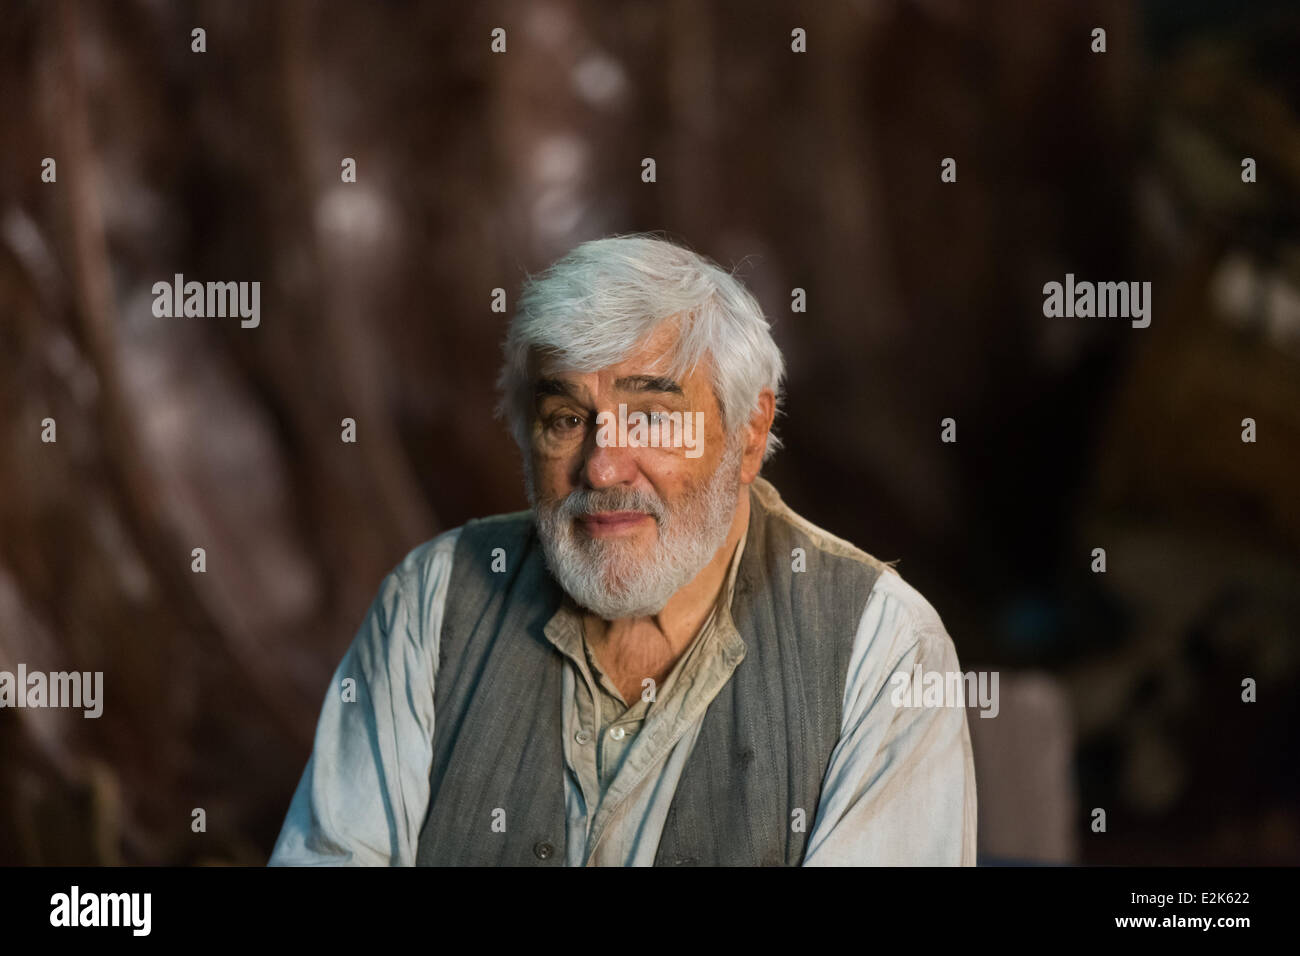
[{"left": 552, "top": 486, "right": 666, "bottom": 522}]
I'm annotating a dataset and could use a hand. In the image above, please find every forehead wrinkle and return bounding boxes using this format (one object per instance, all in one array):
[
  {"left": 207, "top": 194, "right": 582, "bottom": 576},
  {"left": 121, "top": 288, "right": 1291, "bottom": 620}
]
[
  {"left": 613, "top": 375, "right": 684, "bottom": 395},
  {"left": 529, "top": 322, "right": 719, "bottom": 411}
]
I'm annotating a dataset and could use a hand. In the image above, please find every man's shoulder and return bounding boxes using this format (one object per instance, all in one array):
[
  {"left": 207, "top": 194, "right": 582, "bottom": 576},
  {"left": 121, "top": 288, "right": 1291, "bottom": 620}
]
[
  {"left": 753, "top": 479, "right": 957, "bottom": 648},
  {"left": 752, "top": 477, "right": 901, "bottom": 579},
  {"left": 386, "top": 507, "right": 534, "bottom": 589},
  {"left": 391, "top": 525, "right": 462, "bottom": 581},
  {"left": 859, "top": 559, "right": 954, "bottom": 661}
]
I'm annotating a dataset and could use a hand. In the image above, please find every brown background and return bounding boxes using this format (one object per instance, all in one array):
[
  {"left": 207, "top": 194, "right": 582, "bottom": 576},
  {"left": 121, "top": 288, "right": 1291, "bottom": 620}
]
[{"left": 0, "top": 0, "right": 1297, "bottom": 864}]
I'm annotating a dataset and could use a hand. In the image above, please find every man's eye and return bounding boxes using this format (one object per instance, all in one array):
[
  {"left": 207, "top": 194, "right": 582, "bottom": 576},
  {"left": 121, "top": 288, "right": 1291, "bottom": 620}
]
[{"left": 548, "top": 414, "right": 584, "bottom": 433}]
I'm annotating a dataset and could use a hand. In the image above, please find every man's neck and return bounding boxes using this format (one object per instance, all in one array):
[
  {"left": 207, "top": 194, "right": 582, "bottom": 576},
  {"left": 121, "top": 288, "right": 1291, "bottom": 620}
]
[{"left": 581, "top": 486, "right": 751, "bottom": 690}]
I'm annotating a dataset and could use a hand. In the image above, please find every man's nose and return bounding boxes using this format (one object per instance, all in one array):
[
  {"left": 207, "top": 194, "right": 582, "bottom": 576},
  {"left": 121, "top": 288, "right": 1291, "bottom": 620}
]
[{"left": 582, "top": 430, "right": 638, "bottom": 488}]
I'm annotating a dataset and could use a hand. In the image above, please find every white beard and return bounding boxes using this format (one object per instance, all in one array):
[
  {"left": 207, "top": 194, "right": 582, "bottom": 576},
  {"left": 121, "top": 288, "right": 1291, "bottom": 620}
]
[{"left": 529, "top": 437, "right": 744, "bottom": 620}]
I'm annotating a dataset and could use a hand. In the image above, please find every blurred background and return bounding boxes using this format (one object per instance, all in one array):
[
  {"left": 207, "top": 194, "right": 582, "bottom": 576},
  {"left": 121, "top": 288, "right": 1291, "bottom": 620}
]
[{"left": 1, "top": 0, "right": 1297, "bottom": 866}]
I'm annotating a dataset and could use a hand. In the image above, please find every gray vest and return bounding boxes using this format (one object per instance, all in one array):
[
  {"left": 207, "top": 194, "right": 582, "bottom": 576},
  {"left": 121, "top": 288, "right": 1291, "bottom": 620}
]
[{"left": 415, "top": 480, "right": 881, "bottom": 865}]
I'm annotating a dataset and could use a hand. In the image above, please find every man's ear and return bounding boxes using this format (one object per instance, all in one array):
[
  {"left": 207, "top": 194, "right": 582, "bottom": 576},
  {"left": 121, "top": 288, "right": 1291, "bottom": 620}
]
[{"left": 739, "top": 388, "right": 776, "bottom": 484}]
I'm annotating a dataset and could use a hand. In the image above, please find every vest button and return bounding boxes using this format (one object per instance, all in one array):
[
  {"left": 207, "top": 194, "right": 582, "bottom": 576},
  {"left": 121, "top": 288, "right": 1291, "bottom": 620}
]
[
  {"left": 533, "top": 841, "right": 554, "bottom": 860},
  {"left": 574, "top": 730, "right": 591, "bottom": 745}
]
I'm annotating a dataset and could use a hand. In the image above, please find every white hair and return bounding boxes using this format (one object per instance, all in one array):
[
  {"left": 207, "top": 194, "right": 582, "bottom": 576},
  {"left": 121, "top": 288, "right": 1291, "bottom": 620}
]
[{"left": 496, "top": 233, "right": 785, "bottom": 461}]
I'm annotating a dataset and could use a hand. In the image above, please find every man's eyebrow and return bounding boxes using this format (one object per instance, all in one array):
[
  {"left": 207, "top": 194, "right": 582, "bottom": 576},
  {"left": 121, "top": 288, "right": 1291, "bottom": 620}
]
[
  {"left": 614, "top": 375, "right": 684, "bottom": 394},
  {"left": 534, "top": 377, "right": 583, "bottom": 401}
]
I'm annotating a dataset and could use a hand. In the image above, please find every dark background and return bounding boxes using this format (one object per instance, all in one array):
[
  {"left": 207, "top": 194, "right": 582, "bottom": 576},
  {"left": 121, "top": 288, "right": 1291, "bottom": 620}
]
[{"left": 1, "top": 0, "right": 1297, "bottom": 865}]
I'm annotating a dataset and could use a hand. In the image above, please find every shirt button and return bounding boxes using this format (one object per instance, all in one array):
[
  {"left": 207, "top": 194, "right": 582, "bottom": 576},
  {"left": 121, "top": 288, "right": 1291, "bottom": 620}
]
[
  {"left": 574, "top": 730, "right": 591, "bottom": 745},
  {"left": 533, "top": 841, "right": 554, "bottom": 860},
  {"left": 609, "top": 726, "right": 626, "bottom": 740}
]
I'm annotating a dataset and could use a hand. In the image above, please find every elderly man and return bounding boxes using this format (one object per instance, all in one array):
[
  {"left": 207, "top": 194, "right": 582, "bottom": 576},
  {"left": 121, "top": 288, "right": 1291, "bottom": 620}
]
[{"left": 269, "top": 234, "right": 977, "bottom": 866}]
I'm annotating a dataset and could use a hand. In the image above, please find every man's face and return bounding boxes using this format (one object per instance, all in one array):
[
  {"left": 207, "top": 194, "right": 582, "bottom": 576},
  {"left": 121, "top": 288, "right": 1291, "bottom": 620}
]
[{"left": 525, "top": 322, "right": 745, "bottom": 619}]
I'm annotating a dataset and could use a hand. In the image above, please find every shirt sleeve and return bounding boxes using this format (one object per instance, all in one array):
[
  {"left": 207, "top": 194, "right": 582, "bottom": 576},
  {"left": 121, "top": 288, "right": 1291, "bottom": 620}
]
[
  {"left": 801, "top": 569, "right": 978, "bottom": 866},
  {"left": 267, "top": 529, "right": 460, "bottom": 866}
]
